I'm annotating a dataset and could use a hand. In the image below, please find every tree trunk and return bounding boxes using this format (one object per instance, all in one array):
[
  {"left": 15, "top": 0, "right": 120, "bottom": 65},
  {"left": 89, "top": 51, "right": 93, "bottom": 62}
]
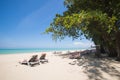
[
  {"left": 116, "top": 46, "right": 120, "bottom": 61},
  {"left": 95, "top": 45, "right": 101, "bottom": 58},
  {"left": 100, "top": 44, "right": 106, "bottom": 53},
  {"left": 108, "top": 47, "right": 117, "bottom": 57},
  {"left": 116, "top": 31, "right": 120, "bottom": 61}
]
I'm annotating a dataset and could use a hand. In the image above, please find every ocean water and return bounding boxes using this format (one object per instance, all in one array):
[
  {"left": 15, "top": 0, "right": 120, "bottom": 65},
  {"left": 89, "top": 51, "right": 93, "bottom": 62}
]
[{"left": 0, "top": 48, "right": 87, "bottom": 54}]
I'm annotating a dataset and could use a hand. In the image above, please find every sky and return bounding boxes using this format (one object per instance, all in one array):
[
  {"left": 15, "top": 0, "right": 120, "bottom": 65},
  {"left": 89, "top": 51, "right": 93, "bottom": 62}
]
[{"left": 0, "top": 0, "right": 94, "bottom": 49}]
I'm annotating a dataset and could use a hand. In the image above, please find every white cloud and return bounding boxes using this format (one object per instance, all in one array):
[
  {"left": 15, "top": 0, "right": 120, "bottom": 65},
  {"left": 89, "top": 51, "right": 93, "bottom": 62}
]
[
  {"left": 73, "top": 41, "right": 94, "bottom": 48},
  {"left": 73, "top": 42, "right": 84, "bottom": 45}
]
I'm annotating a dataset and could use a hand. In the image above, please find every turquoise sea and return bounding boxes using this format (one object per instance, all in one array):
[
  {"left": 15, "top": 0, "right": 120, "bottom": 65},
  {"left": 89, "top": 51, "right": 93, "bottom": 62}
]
[{"left": 0, "top": 48, "right": 87, "bottom": 54}]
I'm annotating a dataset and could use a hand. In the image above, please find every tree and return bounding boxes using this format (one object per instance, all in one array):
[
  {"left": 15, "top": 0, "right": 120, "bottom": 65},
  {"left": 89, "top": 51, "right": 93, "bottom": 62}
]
[{"left": 46, "top": 0, "right": 120, "bottom": 59}]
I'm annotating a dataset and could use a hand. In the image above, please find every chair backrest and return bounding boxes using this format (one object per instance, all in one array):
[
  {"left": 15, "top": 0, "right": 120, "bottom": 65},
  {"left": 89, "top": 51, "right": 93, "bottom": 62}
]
[
  {"left": 29, "top": 55, "right": 38, "bottom": 62},
  {"left": 40, "top": 53, "right": 46, "bottom": 60}
]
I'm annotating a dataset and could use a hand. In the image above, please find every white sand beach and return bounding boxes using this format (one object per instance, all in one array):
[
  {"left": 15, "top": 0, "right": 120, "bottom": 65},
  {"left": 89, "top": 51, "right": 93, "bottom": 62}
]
[{"left": 0, "top": 51, "right": 120, "bottom": 80}]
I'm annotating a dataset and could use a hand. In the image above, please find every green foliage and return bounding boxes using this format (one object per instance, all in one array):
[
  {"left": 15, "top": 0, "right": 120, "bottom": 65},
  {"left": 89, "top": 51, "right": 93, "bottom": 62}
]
[{"left": 46, "top": 10, "right": 117, "bottom": 40}]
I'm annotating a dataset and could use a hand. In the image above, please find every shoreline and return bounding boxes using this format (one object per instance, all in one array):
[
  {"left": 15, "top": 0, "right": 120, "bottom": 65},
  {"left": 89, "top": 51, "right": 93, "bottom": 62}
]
[{"left": 0, "top": 48, "right": 88, "bottom": 55}]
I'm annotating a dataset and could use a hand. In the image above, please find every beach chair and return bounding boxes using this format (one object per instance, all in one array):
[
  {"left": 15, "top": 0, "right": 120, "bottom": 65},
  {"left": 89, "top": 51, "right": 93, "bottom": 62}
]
[
  {"left": 28, "top": 55, "right": 40, "bottom": 66},
  {"left": 19, "top": 55, "right": 40, "bottom": 67},
  {"left": 39, "top": 53, "right": 48, "bottom": 63}
]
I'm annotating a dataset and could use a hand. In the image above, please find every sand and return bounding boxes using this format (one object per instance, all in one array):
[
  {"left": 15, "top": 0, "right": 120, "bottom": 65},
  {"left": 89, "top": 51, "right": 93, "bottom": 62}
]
[{"left": 0, "top": 51, "right": 120, "bottom": 80}]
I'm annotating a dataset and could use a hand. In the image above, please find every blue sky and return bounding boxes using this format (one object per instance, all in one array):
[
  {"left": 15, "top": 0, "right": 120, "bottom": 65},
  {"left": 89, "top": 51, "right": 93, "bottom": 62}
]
[{"left": 0, "top": 0, "right": 94, "bottom": 49}]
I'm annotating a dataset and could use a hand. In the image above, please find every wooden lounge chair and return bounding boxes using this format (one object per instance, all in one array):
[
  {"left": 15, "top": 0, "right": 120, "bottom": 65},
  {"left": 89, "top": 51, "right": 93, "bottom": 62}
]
[
  {"left": 39, "top": 53, "right": 48, "bottom": 63},
  {"left": 19, "top": 55, "right": 40, "bottom": 67},
  {"left": 28, "top": 55, "right": 40, "bottom": 66}
]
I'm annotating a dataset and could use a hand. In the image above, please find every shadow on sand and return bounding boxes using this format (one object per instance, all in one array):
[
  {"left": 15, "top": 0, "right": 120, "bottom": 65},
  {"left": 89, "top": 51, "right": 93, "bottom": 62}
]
[{"left": 76, "top": 53, "right": 120, "bottom": 80}]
